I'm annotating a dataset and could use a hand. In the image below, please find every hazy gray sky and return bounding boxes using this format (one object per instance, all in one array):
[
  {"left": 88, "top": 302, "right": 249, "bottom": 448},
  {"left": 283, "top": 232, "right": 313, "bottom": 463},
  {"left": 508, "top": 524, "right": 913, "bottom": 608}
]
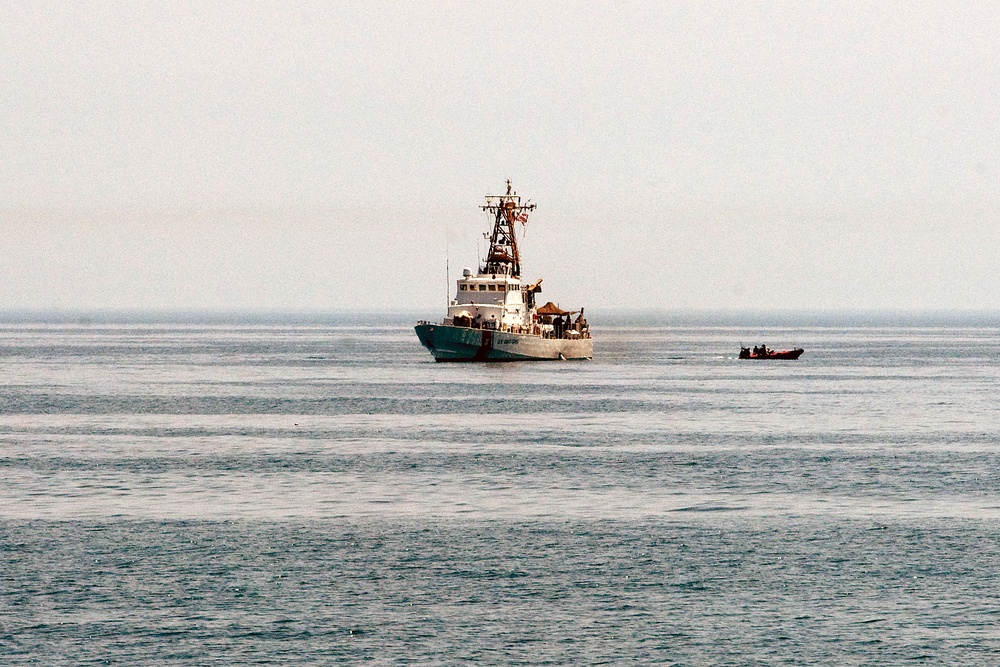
[{"left": 3, "top": 2, "right": 999, "bottom": 312}]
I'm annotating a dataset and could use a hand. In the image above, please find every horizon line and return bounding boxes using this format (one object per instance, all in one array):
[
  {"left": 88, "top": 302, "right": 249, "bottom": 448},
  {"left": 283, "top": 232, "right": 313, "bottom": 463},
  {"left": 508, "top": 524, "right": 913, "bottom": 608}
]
[{"left": 2, "top": 307, "right": 1000, "bottom": 327}]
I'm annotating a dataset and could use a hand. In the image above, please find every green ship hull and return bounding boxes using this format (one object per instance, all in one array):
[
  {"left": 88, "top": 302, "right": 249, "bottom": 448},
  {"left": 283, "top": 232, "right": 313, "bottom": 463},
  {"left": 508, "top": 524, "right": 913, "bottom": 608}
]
[{"left": 414, "top": 324, "right": 592, "bottom": 362}]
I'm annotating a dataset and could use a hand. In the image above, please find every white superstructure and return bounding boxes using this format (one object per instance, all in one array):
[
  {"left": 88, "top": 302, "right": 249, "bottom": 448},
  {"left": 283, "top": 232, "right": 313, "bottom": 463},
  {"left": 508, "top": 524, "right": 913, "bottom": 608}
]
[{"left": 445, "top": 268, "right": 533, "bottom": 332}]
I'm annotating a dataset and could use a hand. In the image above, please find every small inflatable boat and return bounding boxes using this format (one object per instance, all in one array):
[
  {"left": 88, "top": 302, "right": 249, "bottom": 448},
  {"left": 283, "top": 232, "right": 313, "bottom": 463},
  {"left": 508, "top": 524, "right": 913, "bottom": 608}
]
[{"left": 739, "top": 346, "right": 804, "bottom": 360}]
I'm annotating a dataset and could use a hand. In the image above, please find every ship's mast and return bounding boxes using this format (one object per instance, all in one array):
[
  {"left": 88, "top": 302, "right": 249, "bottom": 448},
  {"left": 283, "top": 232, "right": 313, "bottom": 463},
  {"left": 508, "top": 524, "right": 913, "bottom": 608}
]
[{"left": 480, "top": 179, "right": 535, "bottom": 278}]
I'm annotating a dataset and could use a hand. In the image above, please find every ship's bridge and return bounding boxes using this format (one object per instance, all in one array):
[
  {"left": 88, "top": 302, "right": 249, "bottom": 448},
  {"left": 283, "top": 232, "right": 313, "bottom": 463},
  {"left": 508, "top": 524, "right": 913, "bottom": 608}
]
[{"left": 446, "top": 269, "right": 528, "bottom": 330}]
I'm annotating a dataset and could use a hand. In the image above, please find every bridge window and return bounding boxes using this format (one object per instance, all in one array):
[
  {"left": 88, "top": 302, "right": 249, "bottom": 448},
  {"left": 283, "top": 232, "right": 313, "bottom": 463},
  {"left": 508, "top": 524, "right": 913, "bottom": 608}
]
[
  {"left": 498, "top": 284, "right": 506, "bottom": 291},
  {"left": 459, "top": 284, "right": 467, "bottom": 291},
  {"left": 488, "top": 284, "right": 496, "bottom": 291}
]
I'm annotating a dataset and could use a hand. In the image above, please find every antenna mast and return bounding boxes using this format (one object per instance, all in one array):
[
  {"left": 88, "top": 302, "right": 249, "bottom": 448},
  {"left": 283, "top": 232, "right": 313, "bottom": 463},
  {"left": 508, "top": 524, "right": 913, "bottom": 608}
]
[{"left": 480, "top": 179, "right": 535, "bottom": 278}]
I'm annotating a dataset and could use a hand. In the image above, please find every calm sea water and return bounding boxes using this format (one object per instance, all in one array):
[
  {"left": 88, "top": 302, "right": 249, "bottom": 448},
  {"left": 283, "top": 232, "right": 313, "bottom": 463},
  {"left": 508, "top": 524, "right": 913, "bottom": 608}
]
[{"left": 2, "top": 318, "right": 1000, "bottom": 665}]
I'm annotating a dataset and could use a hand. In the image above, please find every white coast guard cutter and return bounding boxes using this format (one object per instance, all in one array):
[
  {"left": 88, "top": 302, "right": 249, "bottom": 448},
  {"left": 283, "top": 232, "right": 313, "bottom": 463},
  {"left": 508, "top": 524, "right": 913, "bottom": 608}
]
[{"left": 415, "top": 181, "right": 592, "bottom": 361}]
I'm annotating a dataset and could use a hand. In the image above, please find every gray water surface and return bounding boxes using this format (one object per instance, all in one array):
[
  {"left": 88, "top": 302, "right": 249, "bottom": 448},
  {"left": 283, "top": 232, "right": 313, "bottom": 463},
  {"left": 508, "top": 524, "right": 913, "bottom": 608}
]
[{"left": 2, "top": 322, "right": 999, "bottom": 665}]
